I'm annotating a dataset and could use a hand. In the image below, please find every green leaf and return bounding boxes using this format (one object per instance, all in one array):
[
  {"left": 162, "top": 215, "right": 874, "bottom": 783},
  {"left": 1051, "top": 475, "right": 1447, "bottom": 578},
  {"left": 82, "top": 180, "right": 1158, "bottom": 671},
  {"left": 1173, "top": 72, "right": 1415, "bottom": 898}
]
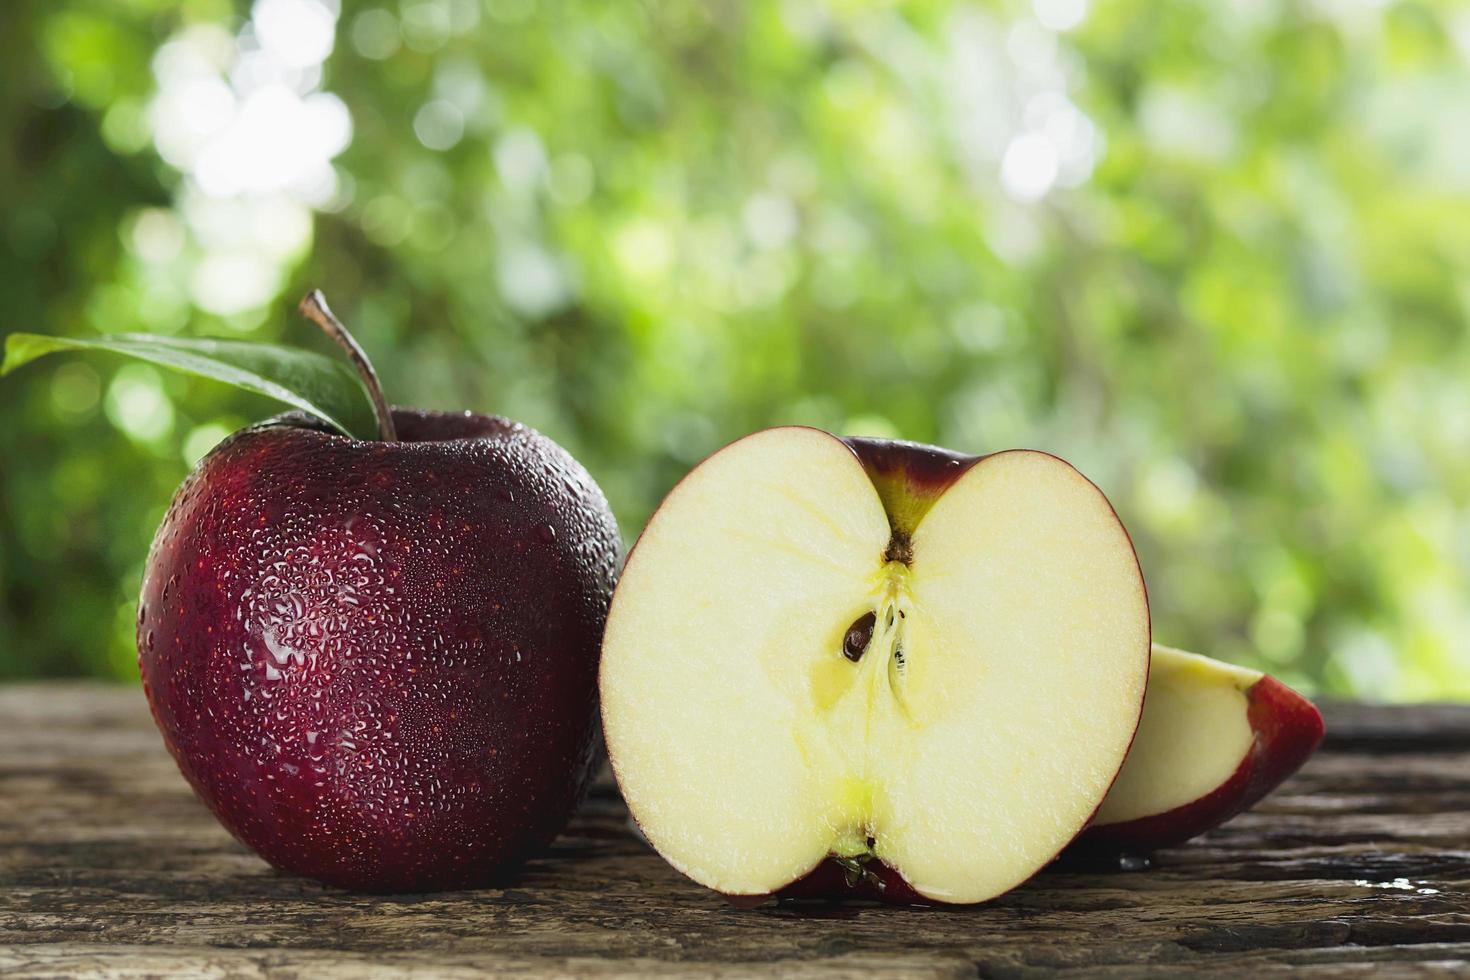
[{"left": 2, "top": 333, "right": 379, "bottom": 438}]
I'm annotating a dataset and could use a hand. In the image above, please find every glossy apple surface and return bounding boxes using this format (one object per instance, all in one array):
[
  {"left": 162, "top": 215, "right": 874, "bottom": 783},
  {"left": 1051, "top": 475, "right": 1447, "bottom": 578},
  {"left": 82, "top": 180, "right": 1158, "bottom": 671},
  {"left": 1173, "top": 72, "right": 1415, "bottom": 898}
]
[
  {"left": 601, "top": 428, "right": 1150, "bottom": 905},
  {"left": 1071, "top": 644, "right": 1324, "bottom": 855},
  {"left": 138, "top": 409, "right": 620, "bottom": 892}
]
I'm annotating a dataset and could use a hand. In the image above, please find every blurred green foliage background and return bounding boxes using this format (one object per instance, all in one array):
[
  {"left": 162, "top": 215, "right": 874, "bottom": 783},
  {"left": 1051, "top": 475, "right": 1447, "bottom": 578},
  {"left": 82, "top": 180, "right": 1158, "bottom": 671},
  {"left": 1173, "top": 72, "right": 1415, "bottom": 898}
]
[{"left": 2, "top": 0, "right": 1469, "bottom": 699}]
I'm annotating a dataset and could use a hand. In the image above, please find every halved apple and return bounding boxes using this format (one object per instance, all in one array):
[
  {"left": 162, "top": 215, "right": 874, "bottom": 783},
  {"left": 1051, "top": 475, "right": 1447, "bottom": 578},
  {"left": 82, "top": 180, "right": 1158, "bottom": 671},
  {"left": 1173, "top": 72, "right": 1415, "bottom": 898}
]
[
  {"left": 1073, "top": 644, "right": 1324, "bottom": 854},
  {"left": 600, "top": 428, "right": 1151, "bottom": 905}
]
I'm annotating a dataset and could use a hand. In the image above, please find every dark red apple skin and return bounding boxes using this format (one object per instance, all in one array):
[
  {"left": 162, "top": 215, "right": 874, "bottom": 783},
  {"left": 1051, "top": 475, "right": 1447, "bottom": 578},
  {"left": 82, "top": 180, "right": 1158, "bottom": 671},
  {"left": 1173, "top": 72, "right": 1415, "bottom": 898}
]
[
  {"left": 842, "top": 436, "right": 978, "bottom": 497},
  {"left": 137, "top": 408, "right": 620, "bottom": 892},
  {"left": 766, "top": 858, "right": 937, "bottom": 907},
  {"left": 1068, "top": 675, "right": 1325, "bottom": 857},
  {"left": 721, "top": 860, "right": 925, "bottom": 909},
  {"left": 842, "top": 437, "right": 980, "bottom": 541}
]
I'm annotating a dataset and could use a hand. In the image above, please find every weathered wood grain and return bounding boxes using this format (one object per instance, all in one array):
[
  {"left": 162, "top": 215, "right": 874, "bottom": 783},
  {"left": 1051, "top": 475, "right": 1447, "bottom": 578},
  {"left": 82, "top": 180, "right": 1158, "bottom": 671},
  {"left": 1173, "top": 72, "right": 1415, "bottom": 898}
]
[{"left": 0, "top": 683, "right": 1466, "bottom": 977}]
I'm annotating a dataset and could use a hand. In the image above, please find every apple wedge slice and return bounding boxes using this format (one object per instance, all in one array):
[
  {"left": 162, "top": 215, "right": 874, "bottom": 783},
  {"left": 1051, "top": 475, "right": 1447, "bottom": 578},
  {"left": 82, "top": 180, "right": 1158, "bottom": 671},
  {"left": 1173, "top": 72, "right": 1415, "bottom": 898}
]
[
  {"left": 1072, "top": 644, "right": 1324, "bottom": 855},
  {"left": 600, "top": 428, "right": 1150, "bottom": 905}
]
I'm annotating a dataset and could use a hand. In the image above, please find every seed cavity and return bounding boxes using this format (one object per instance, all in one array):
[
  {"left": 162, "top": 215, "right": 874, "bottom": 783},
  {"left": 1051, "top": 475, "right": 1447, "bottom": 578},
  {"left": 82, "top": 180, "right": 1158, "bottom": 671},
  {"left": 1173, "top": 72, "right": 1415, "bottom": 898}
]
[{"left": 842, "top": 612, "right": 877, "bottom": 663}]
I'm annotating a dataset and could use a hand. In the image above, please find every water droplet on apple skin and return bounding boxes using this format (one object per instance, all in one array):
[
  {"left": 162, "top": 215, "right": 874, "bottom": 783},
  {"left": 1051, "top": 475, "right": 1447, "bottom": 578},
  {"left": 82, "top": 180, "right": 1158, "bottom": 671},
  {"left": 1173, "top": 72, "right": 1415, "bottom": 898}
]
[{"left": 135, "top": 408, "right": 620, "bottom": 892}]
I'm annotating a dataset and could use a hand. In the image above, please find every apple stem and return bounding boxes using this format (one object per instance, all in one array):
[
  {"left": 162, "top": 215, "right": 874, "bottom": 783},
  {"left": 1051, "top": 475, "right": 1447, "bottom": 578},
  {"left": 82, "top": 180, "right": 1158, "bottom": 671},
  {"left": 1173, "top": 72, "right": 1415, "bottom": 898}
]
[{"left": 297, "top": 290, "right": 397, "bottom": 442}]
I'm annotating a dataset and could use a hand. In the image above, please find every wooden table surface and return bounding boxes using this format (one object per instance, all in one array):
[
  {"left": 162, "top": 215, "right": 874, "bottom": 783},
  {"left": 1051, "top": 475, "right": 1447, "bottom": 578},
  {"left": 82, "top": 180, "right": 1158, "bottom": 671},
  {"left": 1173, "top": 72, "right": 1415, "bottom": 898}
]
[{"left": 1, "top": 684, "right": 1467, "bottom": 977}]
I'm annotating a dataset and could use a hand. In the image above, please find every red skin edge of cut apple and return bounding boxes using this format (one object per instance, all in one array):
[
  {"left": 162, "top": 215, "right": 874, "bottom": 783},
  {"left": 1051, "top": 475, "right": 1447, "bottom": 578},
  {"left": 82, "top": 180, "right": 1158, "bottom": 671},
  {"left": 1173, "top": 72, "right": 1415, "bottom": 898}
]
[
  {"left": 1067, "top": 674, "right": 1325, "bottom": 857},
  {"left": 840, "top": 436, "right": 979, "bottom": 502},
  {"left": 712, "top": 434, "right": 1154, "bottom": 908}
]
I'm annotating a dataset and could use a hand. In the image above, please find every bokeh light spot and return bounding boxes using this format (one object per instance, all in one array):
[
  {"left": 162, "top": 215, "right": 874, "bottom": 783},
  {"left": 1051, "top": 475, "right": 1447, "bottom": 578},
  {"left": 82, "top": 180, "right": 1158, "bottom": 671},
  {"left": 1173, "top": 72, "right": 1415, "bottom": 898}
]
[
  {"left": 613, "top": 221, "right": 675, "bottom": 282},
  {"left": 414, "top": 100, "right": 466, "bottom": 151},
  {"left": 497, "top": 244, "right": 569, "bottom": 317},
  {"left": 495, "top": 129, "right": 548, "bottom": 191},
  {"left": 1000, "top": 132, "right": 1059, "bottom": 201},
  {"left": 128, "top": 209, "right": 186, "bottom": 264},
  {"left": 1033, "top": 0, "right": 1089, "bottom": 32},
  {"left": 50, "top": 363, "right": 102, "bottom": 421},
  {"left": 253, "top": 0, "right": 337, "bottom": 69},
  {"left": 183, "top": 421, "right": 237, "bottom": 467},
  {"left": 104, "top": 365, "right": 175, "bottom": 444},
  {"left": 351, "top": 9, "right": 401, "bottom": 60}
]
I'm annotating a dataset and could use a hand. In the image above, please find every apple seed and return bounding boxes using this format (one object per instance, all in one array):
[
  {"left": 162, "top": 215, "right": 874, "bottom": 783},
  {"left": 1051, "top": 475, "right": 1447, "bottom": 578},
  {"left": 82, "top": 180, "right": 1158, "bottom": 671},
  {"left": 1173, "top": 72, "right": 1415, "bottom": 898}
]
[{"left": 842, "top": 612, "right": 876, "bottom": 663}]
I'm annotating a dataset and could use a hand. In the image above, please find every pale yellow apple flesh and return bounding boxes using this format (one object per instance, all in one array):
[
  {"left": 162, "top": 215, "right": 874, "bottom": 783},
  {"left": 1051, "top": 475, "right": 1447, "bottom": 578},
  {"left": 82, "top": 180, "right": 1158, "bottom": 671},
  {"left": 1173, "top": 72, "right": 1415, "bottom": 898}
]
[{"left": 600, "top": 427, "right": 1150, "bottom": 904}]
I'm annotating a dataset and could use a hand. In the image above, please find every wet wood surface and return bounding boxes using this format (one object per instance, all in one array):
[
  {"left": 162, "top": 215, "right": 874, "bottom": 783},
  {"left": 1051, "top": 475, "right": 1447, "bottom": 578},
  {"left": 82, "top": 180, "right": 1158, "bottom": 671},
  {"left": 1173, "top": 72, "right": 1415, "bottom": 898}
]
[{"left": 0, "top": 683, "right": 1466, "bottom": 977}]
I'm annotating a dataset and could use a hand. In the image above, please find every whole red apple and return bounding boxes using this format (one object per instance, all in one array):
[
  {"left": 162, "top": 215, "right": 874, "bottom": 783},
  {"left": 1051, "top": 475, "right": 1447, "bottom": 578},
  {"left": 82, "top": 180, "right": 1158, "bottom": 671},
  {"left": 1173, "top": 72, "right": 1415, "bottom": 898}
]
[
  {"left": 111, "top": 293, "right": 623, "bottom": 892},
  {"left": 138, "top": 407, "right": 620, "bottom": 892}
]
